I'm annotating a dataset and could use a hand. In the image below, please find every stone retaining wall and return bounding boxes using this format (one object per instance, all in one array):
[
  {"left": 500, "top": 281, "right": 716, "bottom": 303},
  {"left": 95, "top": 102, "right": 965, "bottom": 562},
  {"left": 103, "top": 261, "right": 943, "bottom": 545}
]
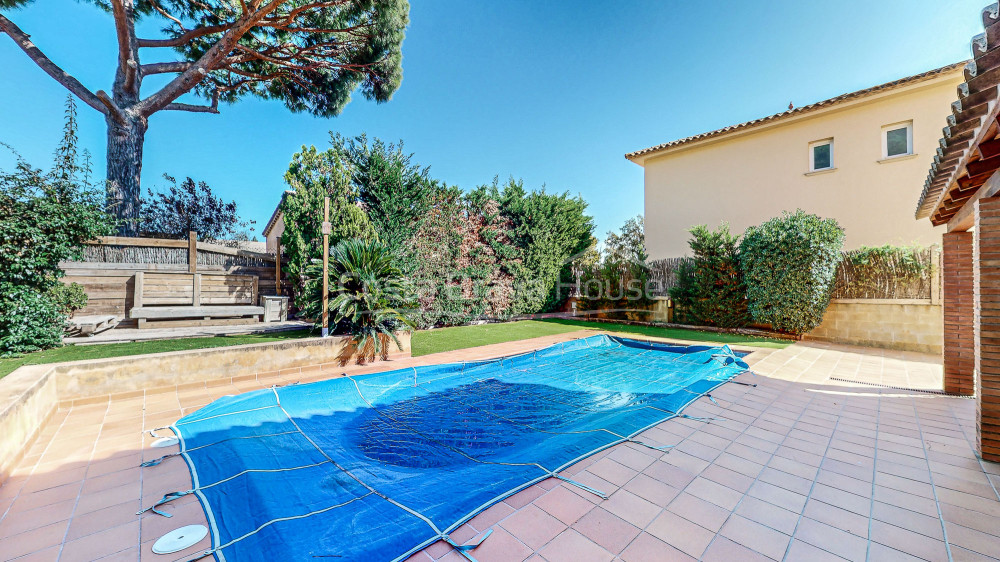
[
  {"left": 0, "top": 333, "right": 410, "bottom": 484},
  {"left": 805, "top": 299, "right": 942, "bottom": 354}
]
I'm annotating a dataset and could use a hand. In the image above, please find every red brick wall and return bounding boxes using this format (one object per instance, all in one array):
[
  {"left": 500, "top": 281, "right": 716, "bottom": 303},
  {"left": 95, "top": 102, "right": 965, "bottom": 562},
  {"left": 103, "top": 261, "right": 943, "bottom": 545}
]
[
  {"left": 975, "top": 196, "right": 1000, "bottom": 462},
  {"left": 943, "top": 231, "right": 975, "bottom": 396}
]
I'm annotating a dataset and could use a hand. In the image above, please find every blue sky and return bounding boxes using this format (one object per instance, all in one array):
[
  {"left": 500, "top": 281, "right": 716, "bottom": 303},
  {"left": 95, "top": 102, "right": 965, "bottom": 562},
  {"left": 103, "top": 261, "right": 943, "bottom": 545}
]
[{"left": 0, "top": 0, "right": 984, "bottom": 240}]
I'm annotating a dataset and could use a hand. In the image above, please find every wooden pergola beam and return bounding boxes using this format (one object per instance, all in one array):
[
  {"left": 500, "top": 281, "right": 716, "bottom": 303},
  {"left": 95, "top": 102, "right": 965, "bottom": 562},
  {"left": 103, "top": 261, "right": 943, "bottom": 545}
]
[
  {"left": 918, "top": 4, "right": 1000, "bottom": 222},
  {"left": 980, "top": 137, "right": 1000, "bottom": 159},
  {"left": 965, "top": 153, "right": 1000, "bottom": 177}
]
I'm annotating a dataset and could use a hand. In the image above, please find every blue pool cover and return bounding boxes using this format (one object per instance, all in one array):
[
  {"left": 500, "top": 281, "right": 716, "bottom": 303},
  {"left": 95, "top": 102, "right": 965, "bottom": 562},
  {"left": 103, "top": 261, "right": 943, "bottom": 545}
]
[{"left": 157, "top": 334, "right": 749, "bottom": 561}]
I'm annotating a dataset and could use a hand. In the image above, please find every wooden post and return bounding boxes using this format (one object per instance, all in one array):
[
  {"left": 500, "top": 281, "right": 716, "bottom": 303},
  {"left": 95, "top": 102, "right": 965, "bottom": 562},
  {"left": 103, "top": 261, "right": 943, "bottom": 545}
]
[
  {"left": 275, "top": 245, "right": 282, "bottom": 295},
  {"left": 188, "top": 231, "right": 197, "bottom": 273},
  {"left": 133, "top": 271, "right": 145, "bottom": 328},
  {"left": 322, "top": 197, "right": 331, "bottom": 337},
  {"left": 133, "top": 271, "right": 144, "bottom": 309},
  {"left": 931, "top": 245, "right": 941, "bottom": 305},
  {"left": 193, "top": 273, "right": 202, "bottom": 306}
]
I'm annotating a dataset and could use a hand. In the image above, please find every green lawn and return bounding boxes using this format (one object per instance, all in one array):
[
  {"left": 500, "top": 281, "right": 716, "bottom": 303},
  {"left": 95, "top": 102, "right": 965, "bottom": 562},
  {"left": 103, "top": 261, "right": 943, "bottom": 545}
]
[
  {"left": 410, "top": 318, "right": 792, "bottom": 356},
  {"left": 0, "top": 319, "right": 791, "bottom": 380},
  {"left": 411, "top": 320, "right": 585, "bottom": 356},
  {"left": 0, "top": 329, "right": 317, "bottom": 379}
]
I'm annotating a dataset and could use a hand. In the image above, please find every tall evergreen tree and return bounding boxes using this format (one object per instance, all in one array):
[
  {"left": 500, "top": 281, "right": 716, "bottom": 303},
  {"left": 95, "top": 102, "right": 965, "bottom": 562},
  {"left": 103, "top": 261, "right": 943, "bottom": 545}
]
[
  {"left": 0, "top": 0, "right": 409, "bottom": 234},
  {"left": 280, "top": 145, "right": 373, "bottom": 309},
  {"left": 670, "top": 223, "right": 750, "bottom": 328},
  {"left": 333, "top": 133, "right": 435, "bottom": 267},
  {"left": 487, "top": 178, "right": 594, "bottom": 314}
]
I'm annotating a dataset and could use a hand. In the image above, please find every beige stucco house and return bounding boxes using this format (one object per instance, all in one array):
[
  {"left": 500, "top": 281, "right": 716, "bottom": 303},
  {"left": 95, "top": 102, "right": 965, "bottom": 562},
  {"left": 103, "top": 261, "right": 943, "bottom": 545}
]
[
  {"left": 627, "top": 63, "right": 966, "bottom": 259},
  {"left": 262, "top": 190, "right": 294, "bottom": 254}
]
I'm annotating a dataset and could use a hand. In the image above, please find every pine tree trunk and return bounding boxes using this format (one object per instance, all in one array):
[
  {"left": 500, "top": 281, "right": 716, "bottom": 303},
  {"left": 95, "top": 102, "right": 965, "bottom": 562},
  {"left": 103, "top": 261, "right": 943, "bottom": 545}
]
[{"left": 105, "top": 112, "right": 147, "bottom": 236}]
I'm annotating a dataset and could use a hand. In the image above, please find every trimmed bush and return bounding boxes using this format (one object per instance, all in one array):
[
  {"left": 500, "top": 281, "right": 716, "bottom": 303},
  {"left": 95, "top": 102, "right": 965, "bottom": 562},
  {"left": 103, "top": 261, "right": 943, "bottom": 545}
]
[
  {"left": 49, "top": 282, "right": 89, "bottom": 318},
  {"left": 670, "top": 224, "right": 750, "bottom": 328},
  {"left": 739, "top": 210, "right": 844, "bottom": 335}
]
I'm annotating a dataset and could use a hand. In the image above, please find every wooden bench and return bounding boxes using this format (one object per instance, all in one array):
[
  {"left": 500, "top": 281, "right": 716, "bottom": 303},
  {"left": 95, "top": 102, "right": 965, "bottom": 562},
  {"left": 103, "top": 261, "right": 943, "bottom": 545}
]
[{"left": 129, "top": 272, "right": 265, "bottom": 328}]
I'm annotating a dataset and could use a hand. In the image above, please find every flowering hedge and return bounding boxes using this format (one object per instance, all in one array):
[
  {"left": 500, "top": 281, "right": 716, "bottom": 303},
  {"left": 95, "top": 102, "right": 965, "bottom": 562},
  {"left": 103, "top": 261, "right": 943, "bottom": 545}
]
[{"left": 280, "top": 135, "right": 594, "bottom": 329}]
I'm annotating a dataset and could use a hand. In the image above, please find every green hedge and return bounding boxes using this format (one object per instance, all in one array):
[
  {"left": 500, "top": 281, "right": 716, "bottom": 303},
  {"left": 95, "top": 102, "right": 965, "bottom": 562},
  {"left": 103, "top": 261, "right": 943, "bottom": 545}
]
[
  {"left": 739, "top": 210, "right": 844, "bottom": 335},
  {"left": 279, "top": 135, "right": 594, "bottom": 329},
  {"left": 670, "top": 224, "right": 749, "bottom": 328}
]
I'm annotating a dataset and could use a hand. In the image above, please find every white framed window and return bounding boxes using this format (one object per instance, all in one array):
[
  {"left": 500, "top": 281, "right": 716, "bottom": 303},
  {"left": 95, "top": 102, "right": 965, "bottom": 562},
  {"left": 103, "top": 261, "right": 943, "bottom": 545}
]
[
  {"left": 882, "top": 121, "right": 913, "bottom": 159},
  {"left": 809, "top": 139, "right": 834, "bottom": 172}
]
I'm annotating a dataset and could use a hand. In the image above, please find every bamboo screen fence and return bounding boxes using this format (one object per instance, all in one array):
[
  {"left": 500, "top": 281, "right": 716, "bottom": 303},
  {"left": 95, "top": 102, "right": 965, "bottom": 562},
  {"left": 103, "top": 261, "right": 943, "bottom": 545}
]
[{"left": 648, "top": 247, "right": 939, "bottom": 301}]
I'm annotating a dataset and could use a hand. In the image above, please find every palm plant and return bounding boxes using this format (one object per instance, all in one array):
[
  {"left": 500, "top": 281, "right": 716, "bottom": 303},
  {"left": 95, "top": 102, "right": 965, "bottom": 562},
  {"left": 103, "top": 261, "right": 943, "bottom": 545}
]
[{"left": 301, "top": 238, "right": 414, "bottom": 359}]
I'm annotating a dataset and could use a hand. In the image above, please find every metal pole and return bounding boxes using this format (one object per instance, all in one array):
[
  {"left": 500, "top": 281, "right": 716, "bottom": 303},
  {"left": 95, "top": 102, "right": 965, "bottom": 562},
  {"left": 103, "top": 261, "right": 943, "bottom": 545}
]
[{"left": 322, "top": 196, "right": 331, "bottom": 337}]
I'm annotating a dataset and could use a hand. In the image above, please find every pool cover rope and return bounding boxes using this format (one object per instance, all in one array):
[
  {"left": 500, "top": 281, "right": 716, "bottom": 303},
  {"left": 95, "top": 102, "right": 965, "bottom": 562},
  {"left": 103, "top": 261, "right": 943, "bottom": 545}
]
[
  {"left": 149, "top": 336, "right": 754, "bottom": 561},
  {"left": 137, "top": 490, "right": 193, "bottom": 517},
  {"left": 140, "top": 430, "right": 302, "bottom": 467},
  {"left": 143, "top": 385, "right": 490, "bottom": 562},
  {"left": 444, "top": 529, "right": 493, "bottom": 562},
  {"left": 148, "top": 427, "right": 173, "bottom": 439},
  {"left": 180, "top": 493, "right": 379, "bottom": 562}
]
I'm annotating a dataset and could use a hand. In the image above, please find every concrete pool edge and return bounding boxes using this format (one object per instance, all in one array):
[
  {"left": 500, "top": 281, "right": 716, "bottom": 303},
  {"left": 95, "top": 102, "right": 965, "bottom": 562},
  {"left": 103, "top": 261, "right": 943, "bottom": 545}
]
[
  {"left": 0, "top": 328, "right": 773, "bottom": 489},
  {"left": 0, "top": 332, "right": 412, "bottom": 486}
]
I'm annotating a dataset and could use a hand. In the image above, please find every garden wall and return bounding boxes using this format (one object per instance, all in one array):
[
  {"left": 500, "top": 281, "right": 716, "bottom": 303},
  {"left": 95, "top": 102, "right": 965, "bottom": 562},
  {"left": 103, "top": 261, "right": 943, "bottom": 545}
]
[{"left": 804, "top": 299, "right": 942, "bottom": 354}]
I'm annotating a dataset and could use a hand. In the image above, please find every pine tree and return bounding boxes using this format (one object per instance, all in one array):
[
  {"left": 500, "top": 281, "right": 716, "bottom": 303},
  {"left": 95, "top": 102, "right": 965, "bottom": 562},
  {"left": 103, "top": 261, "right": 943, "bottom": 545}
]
[{"left": 0, "top": 1, "right": 409, "bottom": 234}]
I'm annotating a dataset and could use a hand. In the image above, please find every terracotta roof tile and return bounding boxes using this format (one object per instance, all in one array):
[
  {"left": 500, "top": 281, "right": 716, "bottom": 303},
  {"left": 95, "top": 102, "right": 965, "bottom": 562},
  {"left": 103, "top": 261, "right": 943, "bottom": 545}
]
[{"left": 625, "top": 62, "right": 967, "bottom": 162}]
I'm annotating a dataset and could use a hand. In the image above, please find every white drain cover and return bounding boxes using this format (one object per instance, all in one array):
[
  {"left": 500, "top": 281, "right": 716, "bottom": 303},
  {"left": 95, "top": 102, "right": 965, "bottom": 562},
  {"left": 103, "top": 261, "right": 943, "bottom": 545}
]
[
  {"left": 152, "top": 524, "right": 208, "bottom": 554},
  {"left": 151, "top": 437, "right": 179, "bottom": 448}
]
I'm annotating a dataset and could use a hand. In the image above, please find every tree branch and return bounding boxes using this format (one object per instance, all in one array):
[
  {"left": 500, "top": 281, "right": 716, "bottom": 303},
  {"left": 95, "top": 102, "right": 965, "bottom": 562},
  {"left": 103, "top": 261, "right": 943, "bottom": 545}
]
[
  {"left": 135, "top": 1, "right": 284, "bottom": 117},
  {"left": 96, "top": 90, "right": 128, "bottom": 124},
  {"left": 141, "top": 61, "right": 195, "bottom": 74},
  {"left": 0, "top": 14, "right": 107, "bottom": 116},
  {"left": 110, "top": 0, "right": 138, "bottom": 93},
  {"left": 137, "top": 24, "right": 232, "bottom": 48},
  {"left": 164, "top": 90, "right": 220, "bottom": 113},
  {"left": 163, "top": 102, "right": 220, "bottom": 113}
]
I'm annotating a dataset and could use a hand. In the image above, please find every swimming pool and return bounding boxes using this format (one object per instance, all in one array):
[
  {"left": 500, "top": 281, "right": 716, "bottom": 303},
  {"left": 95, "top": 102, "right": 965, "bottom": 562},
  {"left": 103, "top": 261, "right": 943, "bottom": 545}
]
[{"left": 154, "top": 335, "right": 749, "bottom": 561}]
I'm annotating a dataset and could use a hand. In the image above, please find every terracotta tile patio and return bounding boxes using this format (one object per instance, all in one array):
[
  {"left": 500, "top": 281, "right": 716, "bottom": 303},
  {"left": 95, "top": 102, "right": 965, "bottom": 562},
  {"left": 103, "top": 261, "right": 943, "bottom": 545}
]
[{"left": 1, "top": 332, "right": 999, "bottom": 561}]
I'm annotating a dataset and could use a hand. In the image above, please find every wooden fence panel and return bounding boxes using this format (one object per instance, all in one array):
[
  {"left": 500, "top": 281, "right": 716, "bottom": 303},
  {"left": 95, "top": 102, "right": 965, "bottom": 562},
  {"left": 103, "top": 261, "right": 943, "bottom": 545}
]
[{"left": 60, "top": 235, "right": 287, "bottom": 327}]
